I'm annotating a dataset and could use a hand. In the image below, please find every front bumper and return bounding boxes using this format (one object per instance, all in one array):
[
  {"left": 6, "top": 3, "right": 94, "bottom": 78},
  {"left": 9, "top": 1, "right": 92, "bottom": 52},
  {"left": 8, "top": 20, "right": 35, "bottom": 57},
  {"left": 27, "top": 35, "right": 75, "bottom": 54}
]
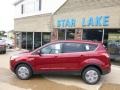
[{"left": 10, "top": 60, "right": 16, "bottom": 73}]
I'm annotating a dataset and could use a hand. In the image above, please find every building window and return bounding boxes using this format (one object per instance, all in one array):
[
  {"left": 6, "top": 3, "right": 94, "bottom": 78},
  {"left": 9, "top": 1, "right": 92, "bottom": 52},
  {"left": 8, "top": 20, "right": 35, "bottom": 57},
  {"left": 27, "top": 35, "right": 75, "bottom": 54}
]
[
  {"left": 104, "top": 29, "right": 120, "bottom": 55},
  {"left": 42, "top": 32, "right": 51, "bottom": 45},
  {"left": 21, "top": 4, "right": 24, "bottom": 14},
  {"left": 39, "top": 0, "right": 41, "bottom": 11},
  {"left": 21, "top": 32, "right": 27, "bottom": 49},
  {"left": 16, "top": 32, "right": 21, "bottom": 48},
  {"left": 66, "top": 29, "right": 75, "bottom": 40},
  {"left": 58, "top": 29, "right": 75, "bottom": 40},
  {"left": 82, "top": 29, "right": 103, "bottom": 41},
  {"left": 58, "top": 29, "right": 66, "bottom": 40},
  {"left": 27, "top": 32, "right": 33, "bottom": 50},
  {"left": 21, "top": 32, "right": 33, "bottom": 50},
  {"left": 21, "top": 32, "right": 51, "bottom": 50},
  {"left": 34, "top": 32, "right": 41, "bottom": 49}
]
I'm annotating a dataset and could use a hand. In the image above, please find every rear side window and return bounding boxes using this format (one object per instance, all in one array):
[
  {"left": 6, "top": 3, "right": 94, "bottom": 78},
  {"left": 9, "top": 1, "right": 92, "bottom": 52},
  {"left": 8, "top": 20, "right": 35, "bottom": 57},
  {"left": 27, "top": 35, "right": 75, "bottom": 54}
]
[
  {"left": 63, "top": 43, "right": 84, "bottom": 53},
  {"left": 83, "top": 44, "right": 98, "bottom": 51}
]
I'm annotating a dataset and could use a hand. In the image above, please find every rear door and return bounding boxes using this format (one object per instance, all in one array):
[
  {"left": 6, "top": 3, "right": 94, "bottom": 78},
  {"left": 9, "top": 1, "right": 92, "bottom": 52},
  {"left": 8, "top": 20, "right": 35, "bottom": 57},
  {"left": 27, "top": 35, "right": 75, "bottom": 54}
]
[{"left": 55, "top": 42, "right": 84, "bottom": 71}]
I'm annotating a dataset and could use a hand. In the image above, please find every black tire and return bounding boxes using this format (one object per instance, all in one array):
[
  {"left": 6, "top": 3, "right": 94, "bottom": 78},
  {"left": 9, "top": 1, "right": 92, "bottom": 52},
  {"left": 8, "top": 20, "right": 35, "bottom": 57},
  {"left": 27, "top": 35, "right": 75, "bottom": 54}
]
[
  {"left": 15, "top": 64, "right": 32, "bottom": 80},
  {"left": 82, "top": 67, "right": 101, "bottom": 85},
  {"left": 3, "top": 50, "right": 6, "bottom": 54}
]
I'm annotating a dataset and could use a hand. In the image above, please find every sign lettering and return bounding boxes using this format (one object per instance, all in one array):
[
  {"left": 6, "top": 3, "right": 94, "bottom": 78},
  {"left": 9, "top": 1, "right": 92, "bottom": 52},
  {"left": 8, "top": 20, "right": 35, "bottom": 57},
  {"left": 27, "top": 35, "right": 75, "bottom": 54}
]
[{"left": 57, "top": 16, "right": 110, "bottom": 28}]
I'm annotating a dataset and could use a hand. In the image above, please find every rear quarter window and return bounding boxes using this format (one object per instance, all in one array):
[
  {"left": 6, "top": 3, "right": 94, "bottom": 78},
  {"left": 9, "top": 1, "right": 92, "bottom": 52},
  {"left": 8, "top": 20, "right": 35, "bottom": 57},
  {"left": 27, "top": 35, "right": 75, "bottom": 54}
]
[{"left": 83, "top": 44, "right": 98, "bottom": 51}]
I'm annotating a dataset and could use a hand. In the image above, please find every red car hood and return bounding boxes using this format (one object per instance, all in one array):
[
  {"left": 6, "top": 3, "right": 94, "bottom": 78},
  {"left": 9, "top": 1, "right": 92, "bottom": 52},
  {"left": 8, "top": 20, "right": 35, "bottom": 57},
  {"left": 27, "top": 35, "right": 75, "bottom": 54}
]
[{"left": 10, "top": 50, "right": 31, "bottom": 60}]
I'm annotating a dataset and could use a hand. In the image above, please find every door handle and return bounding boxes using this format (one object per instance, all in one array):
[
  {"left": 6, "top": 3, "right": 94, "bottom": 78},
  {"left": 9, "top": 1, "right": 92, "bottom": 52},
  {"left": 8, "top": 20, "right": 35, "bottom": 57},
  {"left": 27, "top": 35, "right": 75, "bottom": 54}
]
[
  {"left": 80, "top": 55, "right": 84, "bottom": 57},
  {"left": 54, "top": 56, "right": 58, "bottom": 58}
]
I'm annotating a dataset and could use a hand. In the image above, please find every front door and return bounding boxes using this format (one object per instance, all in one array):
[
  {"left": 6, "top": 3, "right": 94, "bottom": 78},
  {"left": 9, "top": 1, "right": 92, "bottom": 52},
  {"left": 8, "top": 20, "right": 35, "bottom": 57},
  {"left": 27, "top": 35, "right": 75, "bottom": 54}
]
[{"left": 34, "top": 43, "right": 62, "bottom": 72}]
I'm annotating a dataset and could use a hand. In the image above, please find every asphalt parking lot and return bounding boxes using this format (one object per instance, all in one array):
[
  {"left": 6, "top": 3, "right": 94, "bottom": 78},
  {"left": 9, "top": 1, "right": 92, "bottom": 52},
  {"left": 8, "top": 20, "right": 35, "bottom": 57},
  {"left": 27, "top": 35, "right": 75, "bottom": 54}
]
[{"left": 0, "top": 49, "right": 120, "bottom": 90}]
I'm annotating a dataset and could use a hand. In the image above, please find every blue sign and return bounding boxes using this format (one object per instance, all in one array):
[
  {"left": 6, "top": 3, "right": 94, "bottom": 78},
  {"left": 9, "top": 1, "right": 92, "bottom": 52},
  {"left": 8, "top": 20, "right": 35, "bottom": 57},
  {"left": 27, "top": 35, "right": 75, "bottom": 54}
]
[
  {"left": 57, "top": 19, "right": 76, "bottom": 28},
  {"left": 57, "top": 16, "right": 110, "bottom": 28},
  {"left": 81, "top": 16, "right": 110, "bottom": 26}
]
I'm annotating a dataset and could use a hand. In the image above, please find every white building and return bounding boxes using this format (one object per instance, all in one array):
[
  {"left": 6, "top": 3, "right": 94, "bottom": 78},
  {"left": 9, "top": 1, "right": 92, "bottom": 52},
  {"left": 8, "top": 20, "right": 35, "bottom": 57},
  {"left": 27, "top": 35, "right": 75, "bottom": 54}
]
[
  {"left": 14, "top": 0, "right": 66, "bottom": 18},
  {"left": 14, "top": 0, "right": 66, "bottom": 50}
]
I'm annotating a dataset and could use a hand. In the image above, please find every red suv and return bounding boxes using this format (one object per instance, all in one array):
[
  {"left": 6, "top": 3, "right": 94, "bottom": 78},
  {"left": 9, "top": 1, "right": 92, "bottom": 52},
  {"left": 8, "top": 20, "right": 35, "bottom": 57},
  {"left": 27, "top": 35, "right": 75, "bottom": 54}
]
[{"left": 10, "top": 40, "right": 111, "bottom": 84}]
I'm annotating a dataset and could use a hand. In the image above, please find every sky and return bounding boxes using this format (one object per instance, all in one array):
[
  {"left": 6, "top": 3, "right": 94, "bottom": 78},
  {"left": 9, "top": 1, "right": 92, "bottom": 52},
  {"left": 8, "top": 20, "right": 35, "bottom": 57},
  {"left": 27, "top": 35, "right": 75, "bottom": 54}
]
[{"left": 0, "top": 0, "right": 16, "bottom": 32}]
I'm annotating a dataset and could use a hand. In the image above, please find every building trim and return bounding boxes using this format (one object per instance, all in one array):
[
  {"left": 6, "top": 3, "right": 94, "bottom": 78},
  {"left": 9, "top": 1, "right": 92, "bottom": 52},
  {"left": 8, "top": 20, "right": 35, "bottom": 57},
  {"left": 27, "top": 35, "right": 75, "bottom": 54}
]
[
  {"left": 54, "top": 0, "right": 68, "bottom": 15},
  {"left": 15, "top": 13, "right": 52, "bottom": 20},
  {"left": 14, "top": 0, "right": 25, "bottom": 6}
]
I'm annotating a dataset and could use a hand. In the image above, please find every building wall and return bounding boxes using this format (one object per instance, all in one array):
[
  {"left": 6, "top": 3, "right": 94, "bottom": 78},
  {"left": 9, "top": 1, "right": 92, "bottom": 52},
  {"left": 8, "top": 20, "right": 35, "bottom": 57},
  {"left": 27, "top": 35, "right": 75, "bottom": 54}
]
[
  {"left": 74, "top": 29, "right": 83, "bottom": 40},
  {"left": 55, "top": 0, "right": 120, "bottom": 14},
  {"left": 54, "top": 0, "right": 120, "bottom": 29},
  {"left": 51, "top": 28, "right": 58, "bottom": 41},
  {"left": 15, "top": 0, "right": 40, "bottom": 18},
  {"left": 14, "top": 14, "right": 52, "bottom": 32},
  {"left": 54, "top": 6, "right": 120, "bottom": 29},
  {"left": 52, "top": 0, "right": 120, "bottom": 41}
]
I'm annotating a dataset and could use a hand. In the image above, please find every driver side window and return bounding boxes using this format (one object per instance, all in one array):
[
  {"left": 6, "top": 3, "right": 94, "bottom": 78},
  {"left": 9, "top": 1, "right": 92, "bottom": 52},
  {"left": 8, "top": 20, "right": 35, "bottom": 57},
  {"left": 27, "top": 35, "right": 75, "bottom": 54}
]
[{"left": 41, "top": 43, "right": 62, "bottom": 54}]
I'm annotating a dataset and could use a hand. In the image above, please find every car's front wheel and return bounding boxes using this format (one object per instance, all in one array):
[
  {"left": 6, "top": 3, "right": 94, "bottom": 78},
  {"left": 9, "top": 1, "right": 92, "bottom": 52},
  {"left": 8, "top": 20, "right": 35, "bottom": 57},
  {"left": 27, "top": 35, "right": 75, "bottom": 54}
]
[
  {"left": 15, "top": 64, "right": 32, "bottom": 80},
  {"left": 82, "top": 67, "right": 101, "bottom": 84}
]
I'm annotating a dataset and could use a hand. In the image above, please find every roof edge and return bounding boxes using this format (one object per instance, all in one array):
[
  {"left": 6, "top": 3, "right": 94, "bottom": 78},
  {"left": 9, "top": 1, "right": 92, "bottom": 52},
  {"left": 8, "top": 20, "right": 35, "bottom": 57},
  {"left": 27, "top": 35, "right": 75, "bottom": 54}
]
[
  {"left": 54, "top": 0, "right": 68, "bottom": 15},
  {"left": 14, "top": 0, "right": 25, "bottom": 6},
  {"left": 14, "top": 13, "right": 52, "bottom": 20}
]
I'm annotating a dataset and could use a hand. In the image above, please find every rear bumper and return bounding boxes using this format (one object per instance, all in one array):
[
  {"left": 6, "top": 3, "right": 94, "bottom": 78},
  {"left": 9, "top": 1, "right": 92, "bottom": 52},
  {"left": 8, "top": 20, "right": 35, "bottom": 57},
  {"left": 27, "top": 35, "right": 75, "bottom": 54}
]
[
  {"left": 102, "top": 65, "right": 111, "bottom": 75},
  {"left": 102, "top": 68, "right": 111, "bottom": 75}
]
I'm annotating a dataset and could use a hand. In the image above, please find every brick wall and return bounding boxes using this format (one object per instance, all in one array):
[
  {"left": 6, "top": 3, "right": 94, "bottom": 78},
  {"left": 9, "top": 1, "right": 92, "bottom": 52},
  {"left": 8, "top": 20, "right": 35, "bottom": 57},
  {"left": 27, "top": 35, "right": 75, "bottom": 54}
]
[
  {"left": 75, "top": 29, "right": 83, "bottom": 40},
  {"left": 51, "top": 29, "right": 58, "bottom": 41},
  {"left": 55, "top": 0, "right": 120, "bottom": 14}
]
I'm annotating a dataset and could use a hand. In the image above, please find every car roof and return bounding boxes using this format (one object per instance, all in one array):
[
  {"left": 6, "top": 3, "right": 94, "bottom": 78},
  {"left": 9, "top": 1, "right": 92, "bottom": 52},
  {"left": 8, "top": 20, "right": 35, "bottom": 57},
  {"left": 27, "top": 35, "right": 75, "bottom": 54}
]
[{"left": 50, "top": 40, "right": 101, "bottom": 44}]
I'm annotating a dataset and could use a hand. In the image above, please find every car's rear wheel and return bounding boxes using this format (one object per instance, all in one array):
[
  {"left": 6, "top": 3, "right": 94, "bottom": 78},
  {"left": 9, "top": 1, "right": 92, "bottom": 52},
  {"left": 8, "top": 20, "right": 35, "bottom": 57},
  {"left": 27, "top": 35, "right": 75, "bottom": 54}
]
[
  {"left": 82, "top": 67, "right": 101, "bottom": 84},
  {"left": 15, "top": 64, "right": 32, "bottom": 80}
]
